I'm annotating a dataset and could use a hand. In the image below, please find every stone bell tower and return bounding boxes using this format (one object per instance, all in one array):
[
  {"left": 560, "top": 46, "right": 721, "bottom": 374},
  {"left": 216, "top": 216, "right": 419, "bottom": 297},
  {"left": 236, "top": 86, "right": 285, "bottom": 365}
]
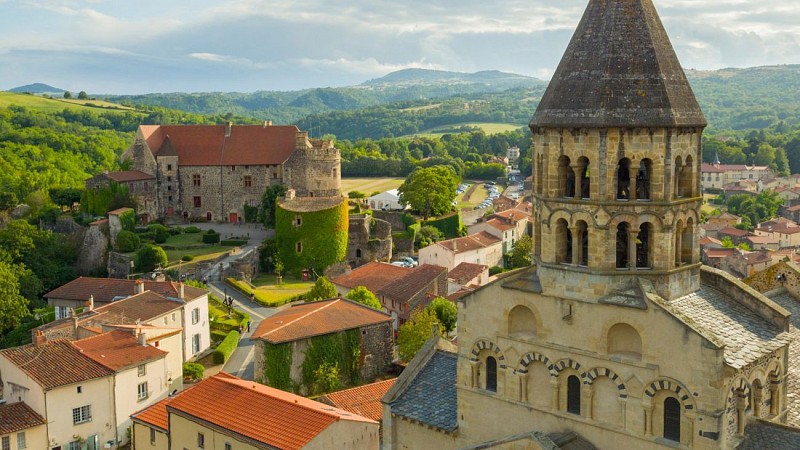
[{"left": 530, "top": 0, "right": 707, "bottom": 301}]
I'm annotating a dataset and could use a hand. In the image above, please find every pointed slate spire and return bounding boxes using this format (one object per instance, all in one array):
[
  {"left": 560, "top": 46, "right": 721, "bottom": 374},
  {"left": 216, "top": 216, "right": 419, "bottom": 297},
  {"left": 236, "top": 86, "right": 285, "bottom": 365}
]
[
  {"left": 530, "top": 0, "right": 706, "bottom": 128},
  {"left": 713, "top": 152, "right": 721, "bottom": 165}
]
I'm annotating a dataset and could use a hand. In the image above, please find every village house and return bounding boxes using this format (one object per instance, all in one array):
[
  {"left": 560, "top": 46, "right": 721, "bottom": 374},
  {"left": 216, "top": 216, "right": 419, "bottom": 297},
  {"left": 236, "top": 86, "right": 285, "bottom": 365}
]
[
  {"left": 318, "top": 378, "right": 397, "bottom": 438},
  {"left": 743, "top": 234, "right": 780, "bottom": 251},
  {"left": 448, "top": 262, "right": 489, "bottom": 291},
  {"left": 419, "top": 231, "right": 503, "bottom": 271},
  {"left": 468, "top": 208, "right": 531, "bottom": 255},
  {"left": 42, "top": 278, "right": 210, "bottom": 361},
  {"left": 130, "top": 372, "right": 379, "bottom": 450},
  {"left": 720, "top": 249, "right": 773, "bottom": 278},
  {"left": 723, "top": 180, "right": 759, "bottom": 197},
  {"left": 490, "top": 194, "right": 519, "bottom": 213},
  {"left": 754, "top": 218, "right": 800, "bottom": 248},
  {"left": 706, "top": 212, "right": 741, "bottom": 228},
  {"left": 701, "top": 161, "right": 774, "bottom": 192},
  {"left": 252, "top": 298, "right": 393, "bottom": 394},
  {"left": 0, "top": 402, "right": 46, "bottom": 450},
  {"left": 718, "top": 226, "right": 752, "bottom": 245},
  {"left": 0, "top": 329, "right": 179, "bottom": 449},
  {"left": 782, "top": 204, "right": 800, "bottom": 223},
  {"left": 702, "top": 247, "right": 736, "bottom": 268},
  {"left": 85, "top": 171, "right": 158, "bottom": 223}
]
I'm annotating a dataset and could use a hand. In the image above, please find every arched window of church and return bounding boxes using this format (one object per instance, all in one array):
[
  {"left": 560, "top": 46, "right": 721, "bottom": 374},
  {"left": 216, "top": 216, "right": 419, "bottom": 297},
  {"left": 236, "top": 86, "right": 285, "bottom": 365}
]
[
  {"left": 556, "top": 219, "right": 572, "bottom": 264},
  {"left": 664, "top": 397, "right": 681, "bottom": 442},
  {"left": 681, "top": 218, "right": 694, "bottom": 265},
  {"left": 576, "top": 220, "right": 589, "bottom": 267},
  {"left": 607, "top": 323, "right": 642, "bottom": 359},
  {"left": 567, "top": 375, "right": 581, "bottom": 415},
  {"left": 508, "top": 305, "right": 536, "bottom": 339},
  {"left": 485, "top": 356, "right": 497, "bottom": 392},
  {"left": 536, "top": 155, "right": 544, "bottom": 194},
  {"left": 578, "top": 157, "right": 590, "bottom": 199},
  {"left": 682, "top": 156, "right": 694, "bottom": 198},
  {"left": 558, "top": 156, "right": 575, "bottom": 198},
  {"left": 674, "top": 156, "right": 684, "bottom": 198},
  {"left": 636, "top": 223, "right": 652, "bottom": 268},
  {"left": 616, "top": 223, "right": 629, "bottom": 269},
  {"left": 636, "top": 159, "right": 652, "bottom": 200},
  {"left": 616, "top": 158, "right": 631, "bottom": 200}
]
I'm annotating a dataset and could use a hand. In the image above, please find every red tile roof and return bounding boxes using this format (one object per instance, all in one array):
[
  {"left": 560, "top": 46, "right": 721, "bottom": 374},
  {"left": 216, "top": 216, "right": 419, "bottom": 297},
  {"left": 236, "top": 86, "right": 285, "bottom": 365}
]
[
  {"left": 319, "top": 378, "right": 397, "bottom": 422},
  {"left": 0, "top": 402, "right": 45, "bottom": 434},
  {"left": 448, "top": 262, "right": 488, "bottom": 285},
  {"left": 493, "top": 208, "right": 531, "bottom": 221},
  {"left": 108, "top": 207, "right": 134, "bottom": 216},
  {"left": 699, "top": 236, "right": 722, "bottom": 247},
  {"left": 140, "top": 124, "right": 301, "bottom": 166},
  {"left": 437, "top": 231, "right": 501, "bottom": 254},
  {"left": 718, "top": 227, "right": 751, "bottom": 237},
  {"left": 378, "top": 264, "right": 447, "bottom": 303},
  {"left": 132, "top": 395, "right": 173, "bottom": 431},
  {"left": 44, "top": 277, "right": 205, "bottom": 304},
  {"left": 0, "top": 339, "right": 113, "bottom": 390},
  {"left": 252, "top": 298, "right": 391, "bottom": 344},
  {"left": 332, "top": 262, "right": 411, "bottom": 291},
  {"left": 160, "top": 373, "right": 375, "bottom": 450},
  {"left": 72, "top": 330, "right": 167, "bottom": 371},
  {"left": 105, "top": 171, "right": 155, "bottom": 182},
  {"left": 484, "top": 218, "right": 515, "bottom": 232}
]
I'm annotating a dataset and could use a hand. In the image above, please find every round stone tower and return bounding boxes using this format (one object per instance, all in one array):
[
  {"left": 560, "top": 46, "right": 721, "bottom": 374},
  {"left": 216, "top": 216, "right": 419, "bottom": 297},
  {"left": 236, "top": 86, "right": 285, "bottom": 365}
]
[
  {"left": 283, "top": 132, "right": 341, "bottom": 198},
  {"left": 529, "top": 0, "right": 707, "bottom": 301}
]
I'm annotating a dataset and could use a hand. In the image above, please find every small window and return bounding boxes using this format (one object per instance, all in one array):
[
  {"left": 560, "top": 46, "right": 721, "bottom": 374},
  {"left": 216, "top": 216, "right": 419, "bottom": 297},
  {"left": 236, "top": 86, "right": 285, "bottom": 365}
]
[
  {"left": 163, "top": 317, "right": 168, "bottom": 325},
  {"left": 138, "top": 365, "right": 146, "bottom": 377},
  {"left": 167, "top": 176, "right": 172, "bottom": 182},
  {"left": 244, "top": 175, "right": 252, "bottom": 188},
  {"left": 485, "top": 356, "right": 497, "bottom": 392},
  {"left": 77, "top": 385, "right": 82, "bottom": 394},
  {"left": 231, "top": 166, "right": 236, "bottom": 172},
  {"left": 172, "top": 312, "right": 176, "bottom": 322},
  {"left": 192, "top": 308, "right": 200, "bottom": 325},
  {"left": 193, "top": 174, "right": 201, "bottom": 187},
  {"left": 138, "top": 382, "right": 148, "bottom": 401},
  {"left": 295, "top": 215, "right": 302, "bottom": 226},
  {"left": 72, "top": 405, "right": 92, "bottom": 424},
  {"left": 198, "top": 432, "right": 205, "bottom": 449},
  {"left": 192, "top": 334, "right": 200, "bottom": 354},
  {"left": 168, "top": 195, "right": 173, "bottom": 202},
  {"left": 664, "top": 397, "right": 681, "bottom": 442},
  {"left": 225, "top": 443, "right": 232, "bottom": 450},
  {"left": 16, "top": 432, "right": 26, "bottom": 450},
  {"left": 150, "top": 428, "right": 156, "bottom": 445},
  {"left": 296, "top": 242, "right": 303, "bottom": 253},
  {"left": 67, "top": 441, "right": 81, "bottom": 450},
  {"left": 1, "top": 436, "right": 9, "bottom": 450},
  {"left": 194, "top": 196, "right": 201, "bottom": 208},
  {"left": 166, "top": 164, "right": 172, "bottom": 171},
  {"left": 167, "top": 185, "right": 172, "bottom": 191},
  {"left": 567, "top": 375, "right": 581, "bottom": 415}
]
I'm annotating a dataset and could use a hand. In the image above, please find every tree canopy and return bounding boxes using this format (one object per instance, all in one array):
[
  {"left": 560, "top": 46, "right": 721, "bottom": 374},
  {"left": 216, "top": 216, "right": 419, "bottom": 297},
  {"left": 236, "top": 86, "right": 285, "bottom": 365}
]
[
  {"left": 345, "top": 286, "right": 382, "bottom": 310},
  {"left": 307, "top": 276, "right": 338, "bottom": 301},
  {"left": 398, "top": 165, "right": 459, "bottom": 220},
  {"left": 397, "top": 309, "right": 444, "bottom": 362},
  {"left": 726, "top": 191, "right": 782, "bottom": 227},
  {"left": 258, "top": 184, "right": 288, "bottom": 228},
  {"left": 426, "top": 297, "right": 457, "bottom": 335},
  {"left": 509, "top": 235, "right": 533, "bottom": 268}
]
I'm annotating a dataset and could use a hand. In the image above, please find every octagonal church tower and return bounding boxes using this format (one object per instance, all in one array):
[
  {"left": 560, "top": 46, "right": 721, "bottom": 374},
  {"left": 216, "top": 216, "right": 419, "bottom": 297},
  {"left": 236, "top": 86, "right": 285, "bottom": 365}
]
[{"left": 530, "top": 0, "right": 707, "bottom": 302}]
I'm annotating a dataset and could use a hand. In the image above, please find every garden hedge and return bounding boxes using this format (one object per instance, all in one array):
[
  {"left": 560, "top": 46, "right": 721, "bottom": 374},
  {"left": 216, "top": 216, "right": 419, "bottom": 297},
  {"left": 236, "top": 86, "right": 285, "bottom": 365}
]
[
  {"left": 182, "top": 362, "right": 204, "bottom": 380},
  {"left": 213, "top": 330, "right": 240, "bottom": 364},
  {"left": 424, "top": 212, "right": 464, "bottom": 238},
  {"left": 202, "top": 230, "right": 221, "bottom": 244},
  {"left": 221, "top": 239, "right": 247, "bottom": 246}
]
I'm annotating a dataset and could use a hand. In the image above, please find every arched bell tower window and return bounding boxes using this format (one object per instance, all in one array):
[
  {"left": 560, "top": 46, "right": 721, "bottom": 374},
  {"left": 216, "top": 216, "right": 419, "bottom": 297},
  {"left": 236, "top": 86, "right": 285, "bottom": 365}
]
[
  {"left": 616, "top": 158, "right": 631, "bottom": 200},
  {"left": 674, "top": 156, "right": 684, "bottom": 198},
  {"left": 664, "top": 397, "right": 681, "bottom": 442},
  {"left": 567, "top": 375, "right": 581, "bottom": 415},
  {"left": 485, "top": 356, "right": 497, "bottom": 392},
  {"left": 681, "top": 218, "right": 694, "bottom": 264},
  {"left": 578, "top": 157, "right": 590, "bottom": 199},
  {"left": 536, "top": 155, "right": 544, "bottom": 195},
  {"left": 558, "top": 156, "right": 575, "bottom": 198},
  {"left": 682, "top": 156, "right": 694, "bottom": 198},
  {"left": 636, "top": 223, "right": 652, "bottom": 269},
  {"left": 556, "top": 219, "right": 572, "bottom": 264},
  {"left": 636, "top": 159, "right": 652, "bottom": 200},
  {"left": 576, "top": 220, "right": 589, "bottom": 267},
  {"left": 616, "top": 223, "right": 630, "bottom": 269}
]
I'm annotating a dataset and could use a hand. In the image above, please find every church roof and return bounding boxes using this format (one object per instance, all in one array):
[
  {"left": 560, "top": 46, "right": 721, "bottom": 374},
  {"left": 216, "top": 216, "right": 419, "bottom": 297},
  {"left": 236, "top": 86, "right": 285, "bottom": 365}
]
[
  {"left": 389, "top": 350, "right": 458, "bottom": 432},
  {"left": 740, "top": 419, "right": 800, "bottom": 449},
  {"left": 530, "top": 0, "right": 706, "bottom": 128},
  {"left": 763, "top": 290, "right": 800, "bottom": 428}
]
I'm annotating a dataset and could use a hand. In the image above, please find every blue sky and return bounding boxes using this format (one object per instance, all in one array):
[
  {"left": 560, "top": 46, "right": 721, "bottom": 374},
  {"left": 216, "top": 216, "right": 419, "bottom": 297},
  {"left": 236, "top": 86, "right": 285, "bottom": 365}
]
[{"left": 0, "top": 0, "right": 798, "bottom": 94}]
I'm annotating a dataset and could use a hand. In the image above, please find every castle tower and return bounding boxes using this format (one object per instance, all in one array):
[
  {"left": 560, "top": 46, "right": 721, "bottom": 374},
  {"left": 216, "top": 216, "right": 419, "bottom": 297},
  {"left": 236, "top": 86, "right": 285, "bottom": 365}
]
[{"left": 530, "top": 0, "right": 707, "bottom": 301}]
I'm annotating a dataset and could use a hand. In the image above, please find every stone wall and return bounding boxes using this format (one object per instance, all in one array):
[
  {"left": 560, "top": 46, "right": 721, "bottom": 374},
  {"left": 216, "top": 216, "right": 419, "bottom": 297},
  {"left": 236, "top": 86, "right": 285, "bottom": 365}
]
[
  {"left": 360, "top": 321, "right": 394, "bottom": 382},
  {"left": 76, "top": 222, "right": 109, "bottom": 275},
  {"left": 107, "top": 251, "right": 133, "bottom": 279},
  {"left": 228, "top": 247, "right": 260, "bottom": 282},
  {"left": 373, "top": 211, "right": 409, "bottom": 232},
  {"left": 283, "top": 135, "right": 341, "bottom": 198},
  {"left": 347, "top": 215, "right": 392, "bottom": 267}
]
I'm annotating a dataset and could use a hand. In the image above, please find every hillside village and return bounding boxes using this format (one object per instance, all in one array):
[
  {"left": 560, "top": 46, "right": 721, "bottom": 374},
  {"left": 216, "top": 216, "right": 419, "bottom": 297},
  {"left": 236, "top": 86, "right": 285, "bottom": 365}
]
[{"left": 5, "top": 1, "right": 800, "bottom": 450}]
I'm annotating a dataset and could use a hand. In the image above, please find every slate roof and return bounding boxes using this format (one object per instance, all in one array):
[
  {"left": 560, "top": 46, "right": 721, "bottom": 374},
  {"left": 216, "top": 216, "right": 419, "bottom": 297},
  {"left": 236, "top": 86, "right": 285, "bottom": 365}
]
[
  {"left": 319, "top": 378, "right": 397, "bottom": 422},
  {"left": 251, "top": 298, "right": 391, "bottom": 344},
  {"left": 140, "top": 124, "right": 301, "bottom": 166},
  {"left": 763, "top": 290, "right": 800, "bottom": 428},
  {"left": 739, "top": 420, "right": 800, "bottom": 449},
  {"left": 0, "top": 402, "right": 46, "bottom": 434},
  {"left": 44, "top": 277, "right": 206, "bottom": 304},
  {"left": 670, "top": 285, "right": 792, "bottom": 369},
  {"left": 332, "top": 261, "right": 411, "bottom": 292},
  {"left": 163, "top": 373, "right": 375, "bottom": 450},
  {"left": 72, "top": 330, "right": 167, "bottom": 371},
  {"left": 530, "top": 0, "right": 706, "bottom": 128},
  {"left": 389, "top": 350, "right": 458, "bottom": 432},
  {"left": 0, "top": 339, "right": 114, "bottom": 390}
]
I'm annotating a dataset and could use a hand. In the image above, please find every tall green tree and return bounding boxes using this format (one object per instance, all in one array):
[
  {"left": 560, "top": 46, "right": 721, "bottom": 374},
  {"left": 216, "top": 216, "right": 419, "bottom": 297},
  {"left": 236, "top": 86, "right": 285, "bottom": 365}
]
[
  {"left": 426, "top": 297, "right": 457, "bottom": 335},
  {"left": 135, "top": 245, "right": 168, "bottom": 272},
  {"left": 307, "top": 276, "right": 337, "bottom": 301},
  {"left": 345, "top": 286, "right": 382, "bottom": 310},
  {"left": 397, "top": 309, "right": 444, "bottom": 362},
  {"left": 398, "top": 165, "right": 459, "bottom": 220},
  {"left": 0, "top": 261, "right": 31, "bottom": 330},
  {"left": 509, "top": 235, "right": 533, "bottom": 268},
  {"left": 258, "top": 184, "right": 288, "bottom": 228}
]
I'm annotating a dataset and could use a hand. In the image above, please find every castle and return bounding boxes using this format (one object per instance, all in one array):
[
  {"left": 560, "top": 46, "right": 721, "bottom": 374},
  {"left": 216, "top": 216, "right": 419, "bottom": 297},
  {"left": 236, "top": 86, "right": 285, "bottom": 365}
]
[
  {"left": 97, "top": 122, "right": 341, "bottom": 223},
  {"left": 383, "top": 1, "right": 800, "bottom": 448}
]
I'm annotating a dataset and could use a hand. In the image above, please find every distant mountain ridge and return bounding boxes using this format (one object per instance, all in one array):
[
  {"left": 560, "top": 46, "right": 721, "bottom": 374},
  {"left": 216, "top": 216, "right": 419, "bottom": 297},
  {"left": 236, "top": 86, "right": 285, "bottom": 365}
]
[
  {"left": 362, "top": 69, "right": 541, "bottom": 86},
  {"left": 7, "top": 83, "right": 65, "bottom": 94}
]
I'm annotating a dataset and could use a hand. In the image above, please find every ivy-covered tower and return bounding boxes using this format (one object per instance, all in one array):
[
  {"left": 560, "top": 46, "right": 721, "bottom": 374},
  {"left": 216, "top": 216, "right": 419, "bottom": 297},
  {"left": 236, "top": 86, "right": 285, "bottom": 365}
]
[{"left": 530, "top": 0, "right": 707, "bottom": 301}]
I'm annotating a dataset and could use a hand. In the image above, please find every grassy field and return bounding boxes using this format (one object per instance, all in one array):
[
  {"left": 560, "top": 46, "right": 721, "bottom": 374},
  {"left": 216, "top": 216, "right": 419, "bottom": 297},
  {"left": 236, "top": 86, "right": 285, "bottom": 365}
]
[
  {"left": 400, "top": 103, "right": 442, "bottom": 112},
  {"left": 0, "top": 91, "right": 140, "bottom": 114},
  {"left": 456, "top": 184, "right": 491, "bottom": 209},
  {"left": 407, "top": 122, "right": 524, "bottom": 138},
  {"left": 702, "top": 193, "right": 723, "bottom": 216},
  {"left": 161, "top": 233, "right": 235, "bottom": 267},
  {"left": 229, "top": 274, "right": 314, "bottom": 306},
  {"left": 342, "top": 177, "right": 405, "bottom": 196}
]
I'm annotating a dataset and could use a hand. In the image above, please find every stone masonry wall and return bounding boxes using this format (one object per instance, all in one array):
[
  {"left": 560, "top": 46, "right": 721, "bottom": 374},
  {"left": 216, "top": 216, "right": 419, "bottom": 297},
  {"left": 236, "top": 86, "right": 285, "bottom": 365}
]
[{"left": 360, "top": 321, "right": 394, "bottom": 381}]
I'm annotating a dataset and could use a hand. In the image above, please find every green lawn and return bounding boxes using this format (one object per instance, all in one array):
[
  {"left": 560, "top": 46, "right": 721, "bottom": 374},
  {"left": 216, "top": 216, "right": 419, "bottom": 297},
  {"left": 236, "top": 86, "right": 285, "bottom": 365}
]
[
  {"left": 457, "top": 184, "right": 491, "bottom": 209},
  {"left": 407, "top": 122, "right": 524, "bottom": 138},
  {"left": 341, "top": 177, "right": 405, "bottom": 196},
  {"left": 229, "top": 274, "right": 314, "bottom": 306},
  {"left": 0, "top": 91, "right": 141, "bottom": 115},
  {"left": 208, "top": 296, "right": 249, "bottom": 345}
]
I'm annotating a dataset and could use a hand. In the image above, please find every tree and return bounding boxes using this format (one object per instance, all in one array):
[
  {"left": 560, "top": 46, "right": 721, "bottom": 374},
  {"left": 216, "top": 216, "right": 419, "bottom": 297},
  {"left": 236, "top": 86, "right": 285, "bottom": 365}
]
[
  {"left": 0, "top": 192, "right": 18, "bottom": 211},
  {"left": 345, "top": 286, "right": 382, "bottom": 310},
  {"left": 721, "top": 236, "right": 735, "bottom": 248},
  {"left": 0, "top": 261, "right": 31, "bottom": 330},
  {"left": 416, "top": 225, "right": 444, "bottom": 248},
  {"left": 78, "top": 91, "right": 89, "bottom": 100},
  {"left": 135, "top": 245, "right": 168, "bottom": 272},
  {"left": 307, "top": 276, "right": 337, "bottom": 301},
  {"left": 49, "top": 187, "right": 83, "bottom": 210},
  {"left": 509, "top": 235, "right": 533, "bottom": 268},
  {"left": 426, "top": 297, "right": 457, "bottom": 335},
  {"left": 63, "top": 91, "right": 72, "bottom": 99},
  {"left": 398, "top": 166, "right": 459, "bottom": 220},
  {"left": 258, "top": 184, "right": 288, "bottom": 228},
  {"left": 115, "top": 230, "right": 141, "bottom": 252},
  {"left": 397, "top": 309, "right": 444, "bottom": 362}
]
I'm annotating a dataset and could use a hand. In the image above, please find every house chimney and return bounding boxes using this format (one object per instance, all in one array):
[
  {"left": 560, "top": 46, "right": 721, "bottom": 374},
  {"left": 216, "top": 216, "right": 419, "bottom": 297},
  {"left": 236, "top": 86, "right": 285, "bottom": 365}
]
[
  {"left": 451, "top": 240, "right": 457, "bottom": 251},
  {"left": 86, "top": 295, "right": 94, "bottom": 311},
  {"left": 137, "top": 331, "right": 147, "bottom": 347},
  {"left": 135, "top": 280, "right": 145, "bottom": 294},
  {"left": 225, "top": 121, "right": 233, "bottom": 137},
  {"left": 72, "top": 312, "right": 79, "bottom": 335},
  {"left": 263, "top": 120, "right": 272, "bottom": 127},
  {"left": 179, "top": 282, "right": 185, "bottom": 299},
  {"left": 33, "top": 331, "right": 46, "bottom": 347}
]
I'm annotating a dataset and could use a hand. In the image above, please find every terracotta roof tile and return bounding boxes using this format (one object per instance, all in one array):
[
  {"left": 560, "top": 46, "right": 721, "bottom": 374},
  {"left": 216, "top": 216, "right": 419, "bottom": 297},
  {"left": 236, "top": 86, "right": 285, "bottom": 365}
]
[
  {"left": 437, "top": 232, "right": 501, "bottom": 254},
  {"left": 719, "top": 227, "right": 751, "bottom": 237},
  {"left": 484, "top": 218, "right": 515, "bottom": 232},
  {"left": 132, "top": 395, "right": 174, "bottom": 431},
  {"left": 44, "top": 277, "right": 205, "bottom": 304},
  {"left": 704, "top": 248, "right": 736, "bottom": 259},
  {"left": 378, "top": 264, "right": 447, "bottom": 303},
  {"left": 162, "top": 374, "right": 375, "bottom": 449},
  {"left": 105, "top": 171, "right": 155, "bottom": 182},
  {"left": 319, "top": 379, "right": 396, "bottom": 422},
  {"left": 493, "top": 208, "right": 531, "bottom": 221},
  {"left": 0, "top": 339, "right": 113, "bottom": 390},
  {"left": 252, "top": 298, "right": 391, "bottom": 344},
  {"left": 332, "top": 262, "right": 411, "bottom": 292},
  {"left": 72, "top": 330, "right": 167, "bottom": 371},
  {"left": 140, "top": 124, "right": 300, "bottom": 166},
  {"left": 0, "top": 402, "right": 45, "bottom": 434},
  {"left": 448, "top": 262, "right": 488, "bottom": 285},
  {"left": 108, "top": 207, "right": 134, "bottom": 216}
]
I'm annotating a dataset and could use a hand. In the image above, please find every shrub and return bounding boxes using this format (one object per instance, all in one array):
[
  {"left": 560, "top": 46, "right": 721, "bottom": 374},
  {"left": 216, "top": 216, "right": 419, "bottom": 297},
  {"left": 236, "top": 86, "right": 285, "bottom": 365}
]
[
  {"left": 135, "top": 245, "right": 168, "bottom": 272},
  {"left": 154, "top": 228, "right": 169, "bottom": 244},
  {"left": 169, "top": 226, "right": 182, "bottom": 235},
  {"left": 202, "top": 230, "right": 221, "bottom": 244},
  {"left": 181, "top": 255, "right": 194, "bottom": 262},
  {"left": 184, "top": 226, "right": 201, "bottom": 233},
  {"left": 213, "top": 330, "right": 240, "bottom": 364},
  {"left": 489, "top": 266, "right": 506, "bottom": 276},
  {"left": 220, "top": 239, "right": 247, "bottom": 246},
  {"left": 115, "top": 230, "right": 140, "bottom": 252},
  {"left": 182, "top": 362, "right": 204, "bottom": 380},
  {"left": 147, "top": 223, "right": 168, "bottom": 233}
]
